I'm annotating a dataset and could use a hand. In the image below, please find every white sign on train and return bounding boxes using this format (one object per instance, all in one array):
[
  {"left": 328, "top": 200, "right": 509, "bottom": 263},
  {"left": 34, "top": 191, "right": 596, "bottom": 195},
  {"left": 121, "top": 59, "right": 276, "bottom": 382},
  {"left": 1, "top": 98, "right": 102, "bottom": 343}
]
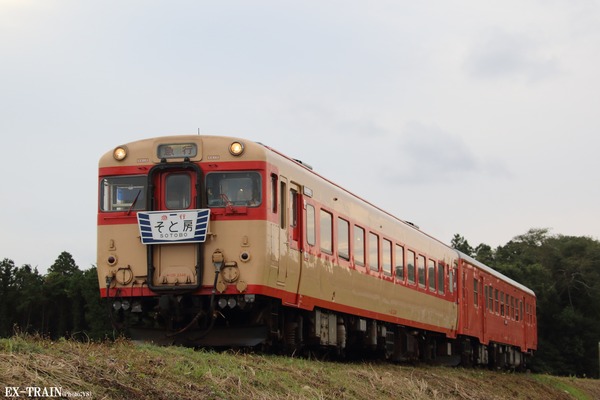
[{"left": 137, "top": 209, "right": 210, "bottom": 244}]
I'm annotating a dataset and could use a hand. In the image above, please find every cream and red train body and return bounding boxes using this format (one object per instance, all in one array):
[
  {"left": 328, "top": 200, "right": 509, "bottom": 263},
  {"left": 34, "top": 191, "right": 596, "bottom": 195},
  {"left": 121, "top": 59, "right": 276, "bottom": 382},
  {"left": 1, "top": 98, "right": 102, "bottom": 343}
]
[{"left": 97, "top": 135, "right": 537, "bottom": 366}]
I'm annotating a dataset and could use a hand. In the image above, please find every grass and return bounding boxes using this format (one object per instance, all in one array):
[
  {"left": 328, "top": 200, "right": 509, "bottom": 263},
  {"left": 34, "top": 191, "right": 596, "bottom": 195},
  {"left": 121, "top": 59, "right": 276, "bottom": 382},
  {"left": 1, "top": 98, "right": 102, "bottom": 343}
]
[
  {"left": 531, "top": 374, "right": 593, "bottom": 400},
  {"left": 1, "top": 335, "right": 599, "bottom": 399}
]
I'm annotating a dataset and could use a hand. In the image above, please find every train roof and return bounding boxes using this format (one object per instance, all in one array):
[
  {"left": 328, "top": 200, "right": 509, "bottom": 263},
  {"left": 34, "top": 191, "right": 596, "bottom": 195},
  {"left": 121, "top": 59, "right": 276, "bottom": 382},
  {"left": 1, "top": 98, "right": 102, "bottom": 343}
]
[
  {"left": 457, "top": 251, "right": 535, "bottom": 297},
  {"left": 259, "top": 143, "right": 457, "bottom": 253}
]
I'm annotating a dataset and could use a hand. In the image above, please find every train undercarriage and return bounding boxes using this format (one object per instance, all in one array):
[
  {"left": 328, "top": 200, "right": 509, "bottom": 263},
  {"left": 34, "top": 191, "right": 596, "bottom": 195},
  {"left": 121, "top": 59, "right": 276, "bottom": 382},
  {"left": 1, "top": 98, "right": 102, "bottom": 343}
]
[{"left": 110, "top": 293, "right": 530, "bottom": 370}]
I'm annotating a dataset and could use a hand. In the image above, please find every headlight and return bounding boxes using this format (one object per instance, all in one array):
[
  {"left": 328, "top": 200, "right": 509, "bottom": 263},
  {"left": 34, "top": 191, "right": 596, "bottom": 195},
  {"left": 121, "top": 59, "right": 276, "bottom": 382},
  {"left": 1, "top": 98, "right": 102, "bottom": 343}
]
[
  {"left": 113, "top": 146, "right": 128, "bottom": 161},
  {"left": 229, "top": 141, "right": 244, "bottom": 156}
]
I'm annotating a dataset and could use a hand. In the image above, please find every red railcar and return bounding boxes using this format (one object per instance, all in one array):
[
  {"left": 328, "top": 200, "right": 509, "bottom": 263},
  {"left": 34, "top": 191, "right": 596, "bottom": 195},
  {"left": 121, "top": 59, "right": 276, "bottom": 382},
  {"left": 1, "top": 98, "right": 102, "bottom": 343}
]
[{"left": 456, "top": 253, "right": 537, "bottom": 366}]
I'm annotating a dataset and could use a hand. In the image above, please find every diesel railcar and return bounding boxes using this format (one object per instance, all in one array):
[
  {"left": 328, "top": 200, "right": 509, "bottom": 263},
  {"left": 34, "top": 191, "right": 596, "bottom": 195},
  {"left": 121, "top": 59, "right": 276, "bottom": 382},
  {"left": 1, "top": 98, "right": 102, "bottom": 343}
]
[{"left": 97, "top": 135, "right": 537, "bottom": 367}]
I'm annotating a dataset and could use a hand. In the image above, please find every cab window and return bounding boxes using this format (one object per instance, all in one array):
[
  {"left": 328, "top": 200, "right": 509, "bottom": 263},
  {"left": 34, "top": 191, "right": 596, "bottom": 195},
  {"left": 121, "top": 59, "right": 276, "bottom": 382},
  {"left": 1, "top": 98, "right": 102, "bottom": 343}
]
[
  {"left": 100, "top": 175, "right": 146, "bottom": 212},
  {"left": 165, "top": 173, "right": 191, "bottom": 209},
  {"left": 206, "top": 172, "right": 262, "bottom": 207}
]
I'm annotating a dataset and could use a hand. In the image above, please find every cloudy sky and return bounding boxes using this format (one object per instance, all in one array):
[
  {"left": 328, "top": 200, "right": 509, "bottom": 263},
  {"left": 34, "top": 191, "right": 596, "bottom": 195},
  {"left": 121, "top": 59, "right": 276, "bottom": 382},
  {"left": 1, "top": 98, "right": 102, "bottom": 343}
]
[{"left": 1, "top": 1, "right": 598, "bottom": 273}]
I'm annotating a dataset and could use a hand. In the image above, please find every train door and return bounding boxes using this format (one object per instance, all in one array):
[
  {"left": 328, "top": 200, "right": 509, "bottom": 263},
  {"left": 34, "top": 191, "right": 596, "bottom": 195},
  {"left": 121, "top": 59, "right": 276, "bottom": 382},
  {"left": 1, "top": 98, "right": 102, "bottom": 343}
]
[
  {"left": 146, "top": 163, "right": 203, "bottom": 290},
  {"left": 461, "top": 262, "right": 470, "bottom": 332},
  {"left": 277, "top": 177, "right": 302, "bottom": 304},
  {"left": 286, "top": 182, "right": 302, "bottom": 304},
  {"left": 459, "top": 261, "right": 481, "bottom": 337},
  {"left": 479, "top": 276, "right": 486, "bottom": 343}
]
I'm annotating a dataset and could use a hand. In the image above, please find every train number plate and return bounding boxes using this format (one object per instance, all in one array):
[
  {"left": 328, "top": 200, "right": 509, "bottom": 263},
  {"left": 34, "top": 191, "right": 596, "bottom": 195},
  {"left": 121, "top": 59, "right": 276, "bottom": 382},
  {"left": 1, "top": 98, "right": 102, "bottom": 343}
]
[{"left": 137, "top": 209, "right": 210, "bottom": 244}]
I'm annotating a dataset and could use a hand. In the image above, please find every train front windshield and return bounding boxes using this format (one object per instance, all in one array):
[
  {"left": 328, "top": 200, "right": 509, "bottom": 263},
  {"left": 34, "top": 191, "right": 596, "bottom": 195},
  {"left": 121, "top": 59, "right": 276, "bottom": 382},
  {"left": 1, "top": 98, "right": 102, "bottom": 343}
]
[
  {"left": 100, "top": 176, "right": 146, "bottom": 212},
  {"left": 100, "top": 171, "right": 262, "bottom": 212},
  {"left": 206, "top": 172, "right": 262, "bottom": 207}
]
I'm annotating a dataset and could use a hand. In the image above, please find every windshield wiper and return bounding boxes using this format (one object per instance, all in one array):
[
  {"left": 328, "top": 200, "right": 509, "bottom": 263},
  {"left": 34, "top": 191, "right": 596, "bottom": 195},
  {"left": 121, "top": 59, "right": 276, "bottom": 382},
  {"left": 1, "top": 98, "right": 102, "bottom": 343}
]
[{"left": 127, "top": 190, "right": 142, "bottom": 216}]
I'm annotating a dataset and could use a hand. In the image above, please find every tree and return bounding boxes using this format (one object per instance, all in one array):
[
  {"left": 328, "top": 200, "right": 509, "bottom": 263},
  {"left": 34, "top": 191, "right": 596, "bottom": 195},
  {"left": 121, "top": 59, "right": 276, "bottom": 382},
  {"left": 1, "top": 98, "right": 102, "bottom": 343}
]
[
  {"left": 473, "top": 243, "right": 495, "bottom": 266},
  {"left": 451, "top": 234, "right": 474, "bottom": 256},
  {"left": 13, "top": 264, "right": 44, "bottom": 334},
  {"left": 81, "top": 266, "right": 113, "bottom": 339},
  {"left": 495, "top": 228, "right": 550, "bottom": 269},
  {"left": 48, "top": 251, "right": 80, "bottom": 276},
  {"left": 0, "top": 258, "right": 17, "bottom": 337},
  {"left": 494, "top": 229, "right": 600, "bottom": 377},
  {"left": 44, "top": 251, "right": 85, "bottom": 338}
]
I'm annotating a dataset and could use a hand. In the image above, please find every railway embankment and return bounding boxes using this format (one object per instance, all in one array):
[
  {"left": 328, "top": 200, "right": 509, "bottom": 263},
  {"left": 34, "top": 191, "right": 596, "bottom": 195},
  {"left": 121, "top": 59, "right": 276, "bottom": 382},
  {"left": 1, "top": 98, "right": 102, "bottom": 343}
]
[{"left": 1, "top": 335, "right": 598, "bottom": 400}]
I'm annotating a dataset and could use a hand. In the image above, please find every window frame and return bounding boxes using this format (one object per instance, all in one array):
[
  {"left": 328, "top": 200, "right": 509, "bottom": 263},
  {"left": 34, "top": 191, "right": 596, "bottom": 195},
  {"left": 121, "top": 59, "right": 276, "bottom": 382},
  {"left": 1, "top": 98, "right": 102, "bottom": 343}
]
[
  {"left": 437, "top": 262, "right": 445, "bottom": 295},
  {"left": 319, "top": 209, "right": 333, "bottom": 254},
  {"left": 337, "top": 217, "right": 350, "bottom": 261},
  {"left": 395, "top": 244, "right": 405, "bottom": 282},
  {"left": 206, "top": 171, "right": 263, "bottom": 208},
  {"left": 368, "top": 232, "right": 380, "bottom": 273},
  {"left": 428, "top": 259, "right": 436, "bottom": 292},
  {"left": 417, "top": 255, "right": 426, "bottom": 288},
  {"left": 306, "top": 204, "right": 316, "bottom": 246},
  {"left": 407, "top": 250, "right": 416, "bottom": 285},
  {"left": 100, "top": 175, "right": 147, "bottom": 212},
  {"left": 353, "top": 225, "right": 365, "bottom": 267},
  {"left": 382, "top": 239, "right": 392, "bottom": 277}
]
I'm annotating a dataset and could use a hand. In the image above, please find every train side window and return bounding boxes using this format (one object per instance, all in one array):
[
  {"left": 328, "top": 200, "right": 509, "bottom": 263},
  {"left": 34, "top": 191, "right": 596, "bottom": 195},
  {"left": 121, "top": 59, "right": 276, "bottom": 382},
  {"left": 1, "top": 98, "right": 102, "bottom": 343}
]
[
  {"left": 511, "top": 296, "right": 515, "bottom": 320},
  {"left": 338, "top": 218, "right": 350, "bottom": 260},
  {"left": 449, "top": 268, "right": 455, "bottom": 294},
  {"left": 473, "top": 279, "right": 479, "bottom": 307},
  {"left": 290, "top": 188, "right": 299, "bottom": 242},
  {"left": 368, "top": 232, "right": 380, "bottom": 272},
  {"left": 515, "top": 300, "right": 520, "bottom": 321},
  {"left": 320, "top": 210, "right": 333, "bottom": 254},
  {"left": 279, "top": 181, "right": 287, "bottom": 228},
  {"left": 382, "top": 239, "right": 392, "bottom": 276},
  {"left": 484, "top": 286, "right": 488, "bottom": 310},
  {"left": 395, "top": 245, "right": 405, "bottom": 281},
  {"left": 270, "top": 174, "right": 278, "bottom": 214},
  {"left": 494, "top": 289, "right": 499, "bottom": 314},
  {"left": 500, "top": 292, "right": 505, "bottom": 316},
  {"left": 520, "top": 301, "right": 524, "bottom": 323},
  {"left": 428, "top": 260, "right": 436, "bottom": 292},
  {"left": 488, "top": 286, "right": 494, "bottom": 312},
  {"left": 417, "top": 255, "right": 426, "bottom": 288},
  {"left": 353, "top": 226, "right": 365, "bottom": 266},
  {"left": 437, "top": 262, "right": 445, "bottom": 294},
  {"left": 290, "top": 189, "right": 298, "bottom": 228},
  {"left": 100, "top": 175, "right": 146, "bottom": 212},
  {"left": 306, "top": 204, "right": 315, "bottom": 246},
  {"left": 407, "top": 250, "right": 416, "bottom": 284}
]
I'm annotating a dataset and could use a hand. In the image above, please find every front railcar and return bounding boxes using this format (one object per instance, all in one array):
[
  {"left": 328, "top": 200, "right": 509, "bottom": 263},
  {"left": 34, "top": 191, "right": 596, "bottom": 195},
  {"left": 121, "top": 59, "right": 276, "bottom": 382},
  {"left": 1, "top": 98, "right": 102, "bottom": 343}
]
[{"left": 97, "top": 135, "right": 276, "bottom": 346}]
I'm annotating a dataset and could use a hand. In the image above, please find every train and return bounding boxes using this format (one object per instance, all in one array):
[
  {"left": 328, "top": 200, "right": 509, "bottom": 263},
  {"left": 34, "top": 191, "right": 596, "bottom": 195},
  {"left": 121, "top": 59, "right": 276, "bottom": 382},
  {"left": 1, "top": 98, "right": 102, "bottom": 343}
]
[{"left": 97, "top": 135, "right": 537, "bottom": 367}]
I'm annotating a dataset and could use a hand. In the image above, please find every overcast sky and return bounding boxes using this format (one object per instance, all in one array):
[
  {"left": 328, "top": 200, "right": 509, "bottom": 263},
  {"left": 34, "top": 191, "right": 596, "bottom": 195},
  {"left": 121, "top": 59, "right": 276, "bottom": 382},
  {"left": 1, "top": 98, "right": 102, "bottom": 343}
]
[{"left": 1, "top": 1, "right": 599, "bottom": 273}]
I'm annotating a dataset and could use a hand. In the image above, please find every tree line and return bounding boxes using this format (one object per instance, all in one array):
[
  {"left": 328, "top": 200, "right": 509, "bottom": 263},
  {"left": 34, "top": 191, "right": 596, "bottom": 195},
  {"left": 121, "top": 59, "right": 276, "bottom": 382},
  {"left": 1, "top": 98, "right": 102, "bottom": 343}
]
[
  {"left": 1, "top": 229, "right": 599, "bottom": 377},
  {"left": 0, "top": 252, "right": 112, "bottom": 341}
]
